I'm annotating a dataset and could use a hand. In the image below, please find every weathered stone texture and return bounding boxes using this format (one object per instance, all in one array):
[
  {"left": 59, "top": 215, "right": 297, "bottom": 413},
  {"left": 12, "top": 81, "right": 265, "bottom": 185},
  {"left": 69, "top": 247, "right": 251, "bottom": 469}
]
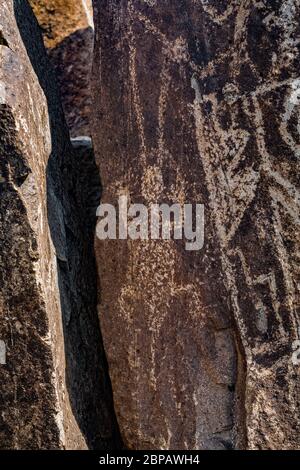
[
  {"left": 92, "top": 0, "right": 300, "bottom": 450},
  {"left": 48, "top": 26, "right": 94, "bottom": 137},
  {"left": 29, "top": 0, "right": 93, "bottom": 49},
  {"left": 0, "top": 0, "right": 74, "bottom": 449},
  {"left": 0, "top": 0, "right": 120, "bottom": 450},
  {"left": 29, "top": 0, "right": 94, "bottom": 136}
]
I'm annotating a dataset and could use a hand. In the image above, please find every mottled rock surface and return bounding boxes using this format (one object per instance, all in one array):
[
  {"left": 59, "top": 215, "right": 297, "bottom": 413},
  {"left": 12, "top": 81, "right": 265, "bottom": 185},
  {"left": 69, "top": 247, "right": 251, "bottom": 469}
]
[
  {"left": 0, "top": 0, "right": 120, "bottom": 449},
  {"left": 29, "top": 0, "right": 93, "bottom": 49},
  {"left": 29, "top": 0, "right": 94, "bottom": 136},
  {"left": 92, "top": 0, "right": 300, "bottom": 450},
  {"left": 0, "top": 0, "right": 74, "bottom": 449}
]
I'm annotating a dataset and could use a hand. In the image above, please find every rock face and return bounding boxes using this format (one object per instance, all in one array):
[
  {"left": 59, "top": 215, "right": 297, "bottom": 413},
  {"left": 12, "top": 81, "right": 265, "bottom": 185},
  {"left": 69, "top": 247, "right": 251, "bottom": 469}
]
[
  {"left": 0, "top": 0, "right": 120, "bottom": 450},
  {"left": 92, "top": 0, "right": 300, "bottom": 450},
  {"left": 29, "top": 0, "right": 94, "bottom": 136}
]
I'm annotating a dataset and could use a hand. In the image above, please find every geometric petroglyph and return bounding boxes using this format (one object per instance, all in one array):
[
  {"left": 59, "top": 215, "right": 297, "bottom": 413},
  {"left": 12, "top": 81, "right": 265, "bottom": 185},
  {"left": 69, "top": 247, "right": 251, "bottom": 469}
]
[{"left": 93, "top": 0, "right": 300, "bottom": 450}]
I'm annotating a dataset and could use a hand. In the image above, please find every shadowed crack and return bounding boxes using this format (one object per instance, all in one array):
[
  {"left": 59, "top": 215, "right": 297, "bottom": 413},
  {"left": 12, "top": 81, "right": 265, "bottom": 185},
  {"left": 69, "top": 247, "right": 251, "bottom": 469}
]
[{"left": 13, "top": 0, "right": 122, "bottom": 449}]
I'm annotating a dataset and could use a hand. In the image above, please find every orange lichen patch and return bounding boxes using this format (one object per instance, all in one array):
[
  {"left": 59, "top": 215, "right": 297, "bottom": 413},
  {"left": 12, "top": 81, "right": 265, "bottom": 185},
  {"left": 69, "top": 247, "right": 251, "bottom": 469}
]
[{"left": 29, "top": 0, "right": 93, "bottom": 48}]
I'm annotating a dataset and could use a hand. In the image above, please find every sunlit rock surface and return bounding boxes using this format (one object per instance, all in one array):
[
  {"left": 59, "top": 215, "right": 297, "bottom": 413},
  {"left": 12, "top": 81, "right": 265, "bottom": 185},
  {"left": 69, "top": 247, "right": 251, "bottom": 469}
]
[
  {"left": 0, "top": 0, "right": 120, "bottom": 450},
  {"left": 29, "top": 0, "right": 94, "bottom": 136}
]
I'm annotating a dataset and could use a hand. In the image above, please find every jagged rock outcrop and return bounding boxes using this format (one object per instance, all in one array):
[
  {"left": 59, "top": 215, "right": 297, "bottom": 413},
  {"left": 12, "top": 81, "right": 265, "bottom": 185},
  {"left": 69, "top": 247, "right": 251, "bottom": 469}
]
[
  {"left": 92, "top": 0, "right": 300, "bottom": 450},
  {"left": 0, "top": 0, "right": 120, "bottom": 450},
  {"left": 29, "top": 0, "right": 94, "bottom": 136}
]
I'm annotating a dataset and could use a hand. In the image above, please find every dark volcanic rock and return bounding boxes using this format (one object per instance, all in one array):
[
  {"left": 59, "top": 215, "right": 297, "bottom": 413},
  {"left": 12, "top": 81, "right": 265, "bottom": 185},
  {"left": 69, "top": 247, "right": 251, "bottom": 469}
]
[
  {"left": 49, "top": 27, "right": 94, "bottom": 137},
  {"left": 0, "top": 0, "right": 120, "bottom": 450},
  {"left": 92, "top": 0, "right": 300, "bottom": 450},
  {"left": 29, "top": 0, "right": 94, "bottom": 137}
]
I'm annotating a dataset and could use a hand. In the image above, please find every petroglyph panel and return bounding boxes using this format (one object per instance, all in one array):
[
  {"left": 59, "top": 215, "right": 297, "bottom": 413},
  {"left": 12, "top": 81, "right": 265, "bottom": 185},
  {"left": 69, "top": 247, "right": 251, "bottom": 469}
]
[{"left": 92, "top": 0, "right": 300, "bottom": 449}]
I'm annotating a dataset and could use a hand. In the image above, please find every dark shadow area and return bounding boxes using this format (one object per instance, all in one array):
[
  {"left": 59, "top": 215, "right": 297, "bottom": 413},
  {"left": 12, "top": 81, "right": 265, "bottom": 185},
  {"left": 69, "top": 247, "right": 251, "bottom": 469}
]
[
  {"left": 13, "top": 0, "right": 122, "bottom": 450},
  {"left": 49, "top": 27, "right": 94, "bottom": 137}
]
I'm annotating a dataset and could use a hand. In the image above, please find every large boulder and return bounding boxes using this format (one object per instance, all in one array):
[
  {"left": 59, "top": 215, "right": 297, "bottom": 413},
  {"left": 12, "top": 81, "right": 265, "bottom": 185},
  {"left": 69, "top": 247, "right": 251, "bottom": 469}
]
[
  {"left": 0, "top": 0, "right": 120, "bottom": 449},
  {"left": 92, "top": 0, "right": 300, "bottom": 450},
  {"left": 29, "top": 0, "right": 94, "bottom": 136}
]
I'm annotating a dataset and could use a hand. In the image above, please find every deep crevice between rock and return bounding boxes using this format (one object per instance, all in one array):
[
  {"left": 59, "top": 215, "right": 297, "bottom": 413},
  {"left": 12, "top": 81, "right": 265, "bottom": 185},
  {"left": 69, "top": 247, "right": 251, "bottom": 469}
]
[{"left": 13, "top": 0, "right": 123, "bottom": 449}]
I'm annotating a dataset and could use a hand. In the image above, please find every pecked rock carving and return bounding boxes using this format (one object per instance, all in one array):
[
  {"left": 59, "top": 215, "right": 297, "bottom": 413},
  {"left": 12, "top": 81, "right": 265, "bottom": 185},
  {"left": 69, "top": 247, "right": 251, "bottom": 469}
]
[
  {"left": 92, "top": 0, "right": 300, "bottom": 450},
  {"left": 0, "top": 0, "right": 299, "bottom": 451}
]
